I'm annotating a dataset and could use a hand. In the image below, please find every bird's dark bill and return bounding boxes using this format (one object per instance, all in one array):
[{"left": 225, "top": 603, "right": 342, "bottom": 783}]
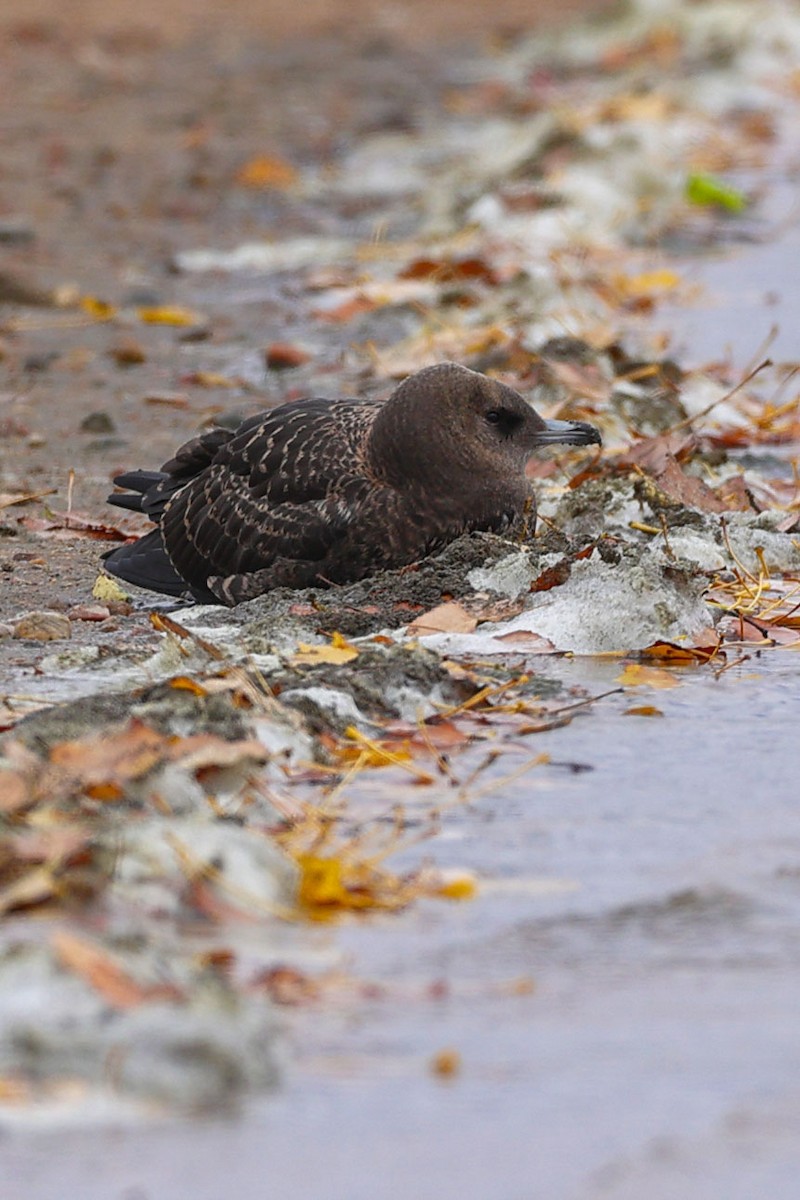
[{"left": 535, "top": 418, "right": 602, "bottom": 446}]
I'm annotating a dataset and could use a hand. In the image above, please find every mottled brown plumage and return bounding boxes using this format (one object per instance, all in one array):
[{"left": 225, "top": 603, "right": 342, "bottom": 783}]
[{"left": 103, "top": 362, "right": 600, "bottom": 605}]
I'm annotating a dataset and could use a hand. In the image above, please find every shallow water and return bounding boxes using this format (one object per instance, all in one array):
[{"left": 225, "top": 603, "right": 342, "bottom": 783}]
[
  {"left": 658, "top": 174, "right": 800, "bottom": 367},
  {"left": 7, "top": 652, "right": 800, "bottom": 1200}
]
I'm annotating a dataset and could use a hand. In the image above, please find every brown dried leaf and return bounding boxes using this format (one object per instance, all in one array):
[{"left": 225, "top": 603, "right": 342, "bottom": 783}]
[
  {"left": 53, "top": 932, "right": 182, "bottom": 1010},
  {"left": 0, "top": 488, "right": 57, "bottom": 509},
  {"left": 712, "top": 474, "right": 756, "bottom": 512},
  {"left": 492, "top": 630, "right": 558, "bottom": 653},
  {"left": 168, "top": 734, "right": 268, "bottom": 773},
  {"left": 641, "top": 635, "right": 721, "bottom": 662},
  {"left": 647, "top": 457, "right": 729, "bottom": 513},
  {"left": 49, "top": 719, "right": 168, "bottom": 786},
  {"left": 398, "top": 255, "right": 499, "bottom": 286},
  {"left": 17, "top": 512, "right": 131, "bottom": 542},
  {"left": 407, "top": 602, "right": 478, "bottom": 636}
]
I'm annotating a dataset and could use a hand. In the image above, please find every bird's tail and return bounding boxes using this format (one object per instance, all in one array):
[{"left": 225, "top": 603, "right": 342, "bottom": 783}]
[
  {"left": 107, "top": 470, "right": 166, "bottom": 514},
  {"left": 102, "top": 528, "right": 190, "bottom": 597}
]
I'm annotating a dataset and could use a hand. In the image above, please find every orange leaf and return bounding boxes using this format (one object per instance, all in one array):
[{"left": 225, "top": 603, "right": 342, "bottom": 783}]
[
  {"left": 616, "top": 664, "right": 680, "bottom": 688},
  {"left": 235, "top": 154, "right": 299, "bottom": 190},
  {"left": 641, "top": 636, "right": 720, "bottom": 662}
]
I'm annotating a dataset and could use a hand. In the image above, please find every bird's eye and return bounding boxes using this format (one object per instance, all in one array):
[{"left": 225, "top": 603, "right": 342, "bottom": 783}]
[{"left": 485, "top": 409, "right": 501, "bottom": 424}]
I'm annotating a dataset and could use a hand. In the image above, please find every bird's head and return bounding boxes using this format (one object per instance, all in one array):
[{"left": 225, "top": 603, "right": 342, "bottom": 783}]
[{"left": 371, "top": 362, "right": 601, "bottom": 486}]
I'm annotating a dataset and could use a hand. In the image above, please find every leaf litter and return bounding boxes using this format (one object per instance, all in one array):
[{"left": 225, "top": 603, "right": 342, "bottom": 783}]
[{"left": 4, "top": 0, "right": 800, "bottom": 1117}]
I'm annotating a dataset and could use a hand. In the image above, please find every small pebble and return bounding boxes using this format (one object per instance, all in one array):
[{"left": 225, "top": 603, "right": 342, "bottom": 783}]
[
  {"left": 109, "top": 337, "right": 147, "bottom": 367},
  {"left": 68, "top": 604, "right": 111, "bottom": 622},
  {"left": 13, "top": 611, "right": 72, "bottom": 641},
  {"left": 0, "top": 220, "right": 36, "bottom": 245},
  {"left": 265, "top": 342, "right": 311, "bottom": 370},
  {"left": 24, "top": 352, "right": 59, "bottom": 372},
  {"left": 80, "top": 411, "right": 116, "bottom": 434}
]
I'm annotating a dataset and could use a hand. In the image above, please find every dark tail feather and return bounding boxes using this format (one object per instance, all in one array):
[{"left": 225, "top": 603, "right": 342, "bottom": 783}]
[
  {"left": 102, "top": 528, "right": 190, "bottom": 598},
  {"left": 107, "top": 470, "right": 166, "bottom": 514}
]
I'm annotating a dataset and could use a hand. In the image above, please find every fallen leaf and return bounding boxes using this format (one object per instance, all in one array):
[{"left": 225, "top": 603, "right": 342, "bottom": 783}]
[
  {"left": 685, "top": 173, "right": 747, "bottom": 213},
  {"left": 641, "top": 635, "right": 720, "bottom": 662},
  {"left": 137, "top": 306, "right": 203, "bottom": 327},
  {"left": 80, "top": 296, "right": 117, "bottom": 320},
  {"left": 616, "top": 664, "right": 680, "bottom": 688},
  {"left": 314, "top": 293, "right": 377, "bottom": 323},
  {"left": 430, "top": 1048, "right": 461, "bottom": 1078},
  {"left": 250, "top": 965, "right": 320, "bottom": 1005},
  {"left": 613, "top": 269, "right": 681, "bottom": 298},
  {"left": 290, "top": 632, "right": 359, "bottom": 665},
  {"left": 407, "top": 602, "right": 478, "bottom": 636},
  {"left": 713, "top": 474, "right": 756, "bottom": 512},
  {"left": 180, "top": 370, "right": 237, "bottom": 388},
  {"left": 398, "top": 255, "right": 499, "bottom": 286},
  {"left": 641, "top": 457, "right": 729, "bottom": 514},
  {"left": 468, "top": 595, "right": 526, "bottom": 624},
  {"left": 50, "top": 719, "right": 167, "bottom": 785},
  {"left": 493, "top": 630, "right": 558, "bottom": 653},
  {"left": 52, "top": 932, "right": 182, "bottom": 1010},
  {"left": 142, "top": 391, "right": 191, "bottom": 408},
  {"left": 19, "top": 512, "right": 131, "bottom": 541},
  {"left": 0, "top": 488, "right": 57, "bottom": 509},
  {"left": 624, "top": 705, "right": 664, "bottom": 717},
  {"left": 92, "top": 573, "right": 130, "bottom": 602},
  {"left": 295, "top": 853, "right": 409, "bottom": 918},
  {"left": 434, "top": 869, "right": 477, "bottom": 900},
  {"left": 235, "top": 154, "right": 299, "bottom": 190}
]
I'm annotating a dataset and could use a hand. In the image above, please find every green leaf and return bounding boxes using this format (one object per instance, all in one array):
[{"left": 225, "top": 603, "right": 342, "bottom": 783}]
[{"left": 685, "top": 173, "right": 748, "bottom": 213}]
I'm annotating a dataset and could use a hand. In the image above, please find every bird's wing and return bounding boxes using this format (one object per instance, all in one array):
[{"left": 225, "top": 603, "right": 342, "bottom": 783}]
[
  {"left": 159, "top": 465, "right": 373, "bottom": 589},
  {"left": 211, "top": 398, "right": 379, "bottom": 504}
]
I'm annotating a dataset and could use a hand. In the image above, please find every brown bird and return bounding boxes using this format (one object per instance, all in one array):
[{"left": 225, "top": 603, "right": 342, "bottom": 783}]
[{"left": 103, "top": 362, "right": 600, "bottom": 605}]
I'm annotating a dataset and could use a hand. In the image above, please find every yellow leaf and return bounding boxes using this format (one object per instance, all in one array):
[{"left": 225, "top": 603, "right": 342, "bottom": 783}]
[
  {"left": 92, "top": 573, "right": 129, "bottom": 602},
  {"left": 294, "top": 853, "right": 408, "bottom": 919},
  {"left": 435, "top": 870, "right": 477, "bottom": 901},
  {"left": 80, "top": 296, "right": 117, "bottom": 320},
  {"left": 290, "top": 632, "right": 359, "bottom": 666},
  {"left": 614, "top": 270, "right": 680, "bottom": 298},
  {"left": 339, "top": 727, "right": 414, "bottom": 768},
  {"left": 236, "top": 154, "right": 299, "bottom": 190},
  {"left": 137, "top": 305, "right": 203, "bottom": 327},
  {"left": 430, "top": 1049, "right": 461, "bottom": 1077},
  {"left": 616, "top": 664, "right": 680, "bottom": 689},
  {"left": 185, "top": 370, "right": 236, "bottom": 388},
  {"left": 623, "top": 704, "right": 664, "bottom": 717},
  {"left": 168, "top": 676, "right": 208, "bottom": 696}
]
